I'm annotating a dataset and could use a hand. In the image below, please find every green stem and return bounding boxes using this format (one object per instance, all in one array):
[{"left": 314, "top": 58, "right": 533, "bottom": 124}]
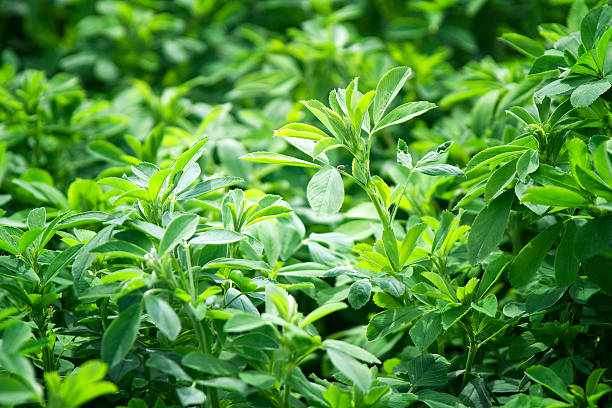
[
  {"left": 365, "top": 185, "right": 390, "bottom": 228},
  {"left": 282, "top": 385, "right": 290, "bottom": 408},
  {"left": 389, "top": 166, "right": 415, "bottom": 225},
  {"left": 186, "top": 305, "right": 219, "bottom": 408},
  {"left": 463, "top": 342, "right": 478, "bottom": 389}
]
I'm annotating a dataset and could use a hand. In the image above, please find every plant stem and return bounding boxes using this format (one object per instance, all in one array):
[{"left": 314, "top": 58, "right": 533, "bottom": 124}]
[
  {"left": 186, "top": 305, "right": 219, "bottom": 408},
  {"left": 462, "top": 340, "right": 478, "bottom": 389},
  {"left": 365, "top": 184, "right": 390, "bottom": 228},
  {"left": 282, "top": 385, "right": 290, "bottom": 408}
]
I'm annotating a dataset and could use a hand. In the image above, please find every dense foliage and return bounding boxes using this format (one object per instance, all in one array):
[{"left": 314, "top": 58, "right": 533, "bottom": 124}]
[{"left": 1, "top": 1, "right": 611, "bottom": 407}]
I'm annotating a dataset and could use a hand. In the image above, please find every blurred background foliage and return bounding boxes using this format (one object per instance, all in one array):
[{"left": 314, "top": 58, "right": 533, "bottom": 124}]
[{"left": 0, "top": 0, "right": 580, "bottom": 216}]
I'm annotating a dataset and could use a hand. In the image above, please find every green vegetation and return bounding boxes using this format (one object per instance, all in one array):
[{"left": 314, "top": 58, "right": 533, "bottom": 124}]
[{"left": 0, "top": 1, "right": 611, "bottom": 407}]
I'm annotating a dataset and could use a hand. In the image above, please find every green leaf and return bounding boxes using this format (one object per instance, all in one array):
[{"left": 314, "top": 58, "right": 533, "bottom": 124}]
[
  {"left": 13, "top": 180, "right": 70, "bottom": 210},
  {"left": 239, "top": 371, "right": 276, "bottom": 390},
  {"left": 468, "top": 190, "right": 513, "bottom": 265},
  {"left": 274, "top": 123, "right": 329, "bottom": 140},
  {"left": 509, "top": 223, "right": 563, "bottom": 287},
  {"left": 225, "top": 312, "right": 266, "bottom": 332},
  {"left": 91, "top": 241, "right": 148, "bottom": 259},
  {"left": 148, "top": 168, "right": 171, "bottom": 201},
  {"left": 177, "top": 176, "right": 243, "bottom": 200},
  {"left": 302, "top": 99, "right": 349, "bottom": 142},
  {"left": 366, "top": 306, "right": 425, "bottom": 340},
  {"left": 147, "top": 354, "right": 191, "bottom": 382},
  {"left": 0, "top": 227, "right": 19, "bottom": 255},
  {"left": 525, "top": 365, "right": 571, "bottom": 402},
  {"left": 313, "top": 138, "right": 344, "bottom": 158},
  {"left": 422, "top": 272, "right": 458, "bottom": 302},
  {"left": 593, "top": 141, "right": 612, "bottom": 187},
  {"left": 475, "top": 254, "right": 512, "bottom": 300},
  {"left": 18, "top": 229, "right": 43, "bottom": 254},
  {"left": 159, "top": 214, "right": 198, "bottom": 255},
  {"left": 27, "top": 207, "right": 46, "bottom": 230},
  {"left": 416, "top": 389, "right": 461, "bottom": 408},
  {"left": 596, "top": 26, "right": 612, "bottom": 68},
  {"left": 586, "top": 368, "right": 606, "bottom": 397},
  {"left": 176, "top": 387, "right": 205, "bottom": 406},
  {"left": 225, "top": 287, "right": 259, "bottom": 315},
  {"left": 580, "top": 5, "right": 612, "bottom": 49},
  {"left": 61, "top": 360, "right": 117, "bottom": 407},
  {"left": 501, "top": 33, "right": 545, "bottom": 57},
  {"left": 348, "top": 279, "right": 372, "bottom": 309},
  {"left": 300, "top": 302, "right": 348, "bottom": 328},
  {"left": 241, "top": 152, "right": 319, "bottom": 168},
  {"left": 555, "top": 221, "right": 579, "bottom": 286},
  {"left": 307, "top": 165, "right": 344, "bottom": 216},
  {"left": 72, "top": 225, "right": 114, "bottom": 281},
  {"left": 548, "top": 99, "right": 574, "bottom": 127},
  {"left": 570, "top": 79, "right": 611, "bottom": 108},
  {"left": 44, "top": 244, "right": 83, "bottom": 283},
  {"left": 415, "top": 164, "right": 464, "bottom": 177},
  {"left": 506, "top": 106, "right": 537, "bottom": 126},
  {"left": 324, "top": 384, "right": 351, "bottom": 408},
  {"left": 484, "top": 158, "right": 517, "bottom": 203},
  {"left": 471, "top": 294, "right": 498, "bottom": 317},
  {"left": 568, "top": 0, "right": 589, "bottom": 32},
  {"left": 409, "top": 311, "right": 442, "bottom": 351},
  {"left": 88, "top": 140, "right": 139, "bottom": 164},
  {"left": 2, "top": 321, "right": 32, "bottom": 353},
  {"left": 400, "top": 223, "right": 428, "bottom": 265},
  {"left": 0, "top": 375, "right": 37, "bottom": 406},
  {"left": 204, "top": 258, "right": 271, "bottom": 272},
  {"left": 473, "top": 91, "right": 501, "bottom": 136},
  {"left": 372, "top": 101, "right": 436, "bottom": 134},
  {"left": 570, "top": 278, "right": 600, "bottom": 304},
  {"left": 323, "top": 339, "right": 380, "bottom": 364},
  {"left": 522, "top": 185, "right": 590, "bottom": 207},
  {"left": 373, "top": 277, "right": 405, "bottom": 298},
  {"left": 516, "top": 150, "right": 539, "bottom": 182},
  {"left": 395, "top": 354, "right": 450, "bottom": 387},
  {"left": 199, "top": 377, "right": 247, "bottom": 394},
  {"left": 352, "top": 90, "right": 376, "bottom": 131},
  {"left": 465, "top": 145, "right": 529, "bottom": 173},
  {"left": 373, "top": 66, "right": 413, "bottom": 124},
  {"left": 182, "top": 352, "right": 239, "bottom": 375},
  {"left": 529, "top": 55, "right": 567, "bottom": 75},
  {"left": 171, "top": 138, "right": 207, "bottom": 180},
  {"left": 574, "top": 216, "right": 612, "bottom": 260},
  {"left": 190, "top": 229, "right": 247, "bottom": 245},
  {"left": 144, "top": 294, "right": 181, "bottom": 341},
  {"left": 327, "top": 348, "right": 372, "bottom": 392},
  {"left": 397, "top": 139, "right": 413, "bottom": 169},
  {"left": 526, "top": 287, "right": 566, "bottom": 313},
  {"left": 102, "top": 302, "right": 141, "bottom": 367},
  {"left": 458, "top": 378, "right": 491, "bottom": 408},
  {"left": 432, "top": 211, "right": 454, "bottom": 253},
  {"left": 382, "top": 227, "right": 401, "bottom": 271}
]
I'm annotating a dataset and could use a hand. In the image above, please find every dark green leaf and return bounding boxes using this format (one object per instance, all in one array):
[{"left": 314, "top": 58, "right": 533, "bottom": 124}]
[
  {"left": 555, "top": 221, "right": 579, "bottom": 286},
  {"left": 509, "top": 223, "right": 563, "bottom": 287},
  {"left": 525, "top": 365, "right": 571, "bottom": 402},
  {"left": 366, "top": 306, "right": 424, "bottom": 340},
  {"left": 373, "top": 66, "right": 412, "bottom": 124},
  {"left": 409, "top": 311, "right": 442, "bottom": 351},
  {"left": 102, "top": 302, "right": 142, "bottom": 367},
  {"left": 468, "top": 190, "right": 513, "bottom": 265},
  {"left": 348, "top": 279, "right": 372, "bottom": 309},
  {"left": 144, "top": 294, "right": 181, "bottom": 341},
  {"left": 159, "top": 214, "right": 198, "bottom": 255}
]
